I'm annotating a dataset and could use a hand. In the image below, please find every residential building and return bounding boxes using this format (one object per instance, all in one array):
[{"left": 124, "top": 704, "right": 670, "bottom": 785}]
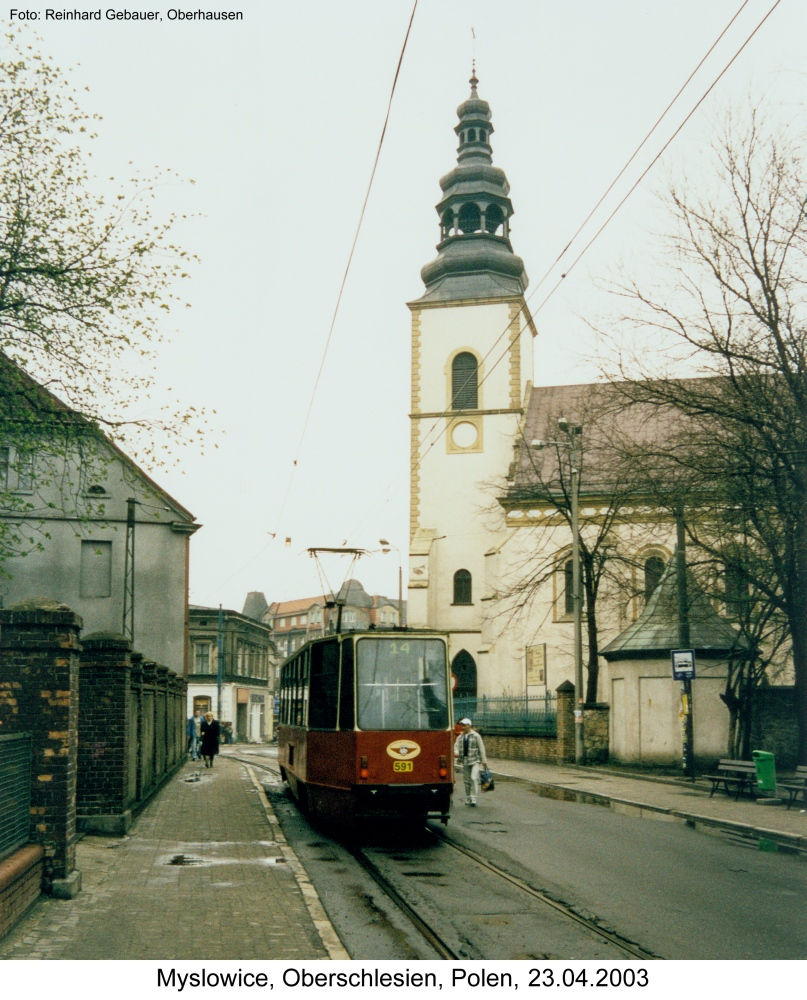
[
  {"left": 187, "top": 606, "right": 276, "bottom": 742},
  {"left": 0, "top": 356, "right": 198, "bottom": 673}
]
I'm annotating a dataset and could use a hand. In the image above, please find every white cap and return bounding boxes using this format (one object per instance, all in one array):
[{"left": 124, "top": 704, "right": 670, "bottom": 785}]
[{"left": 459, "top": 718, "right": 472, "bottom": 725}]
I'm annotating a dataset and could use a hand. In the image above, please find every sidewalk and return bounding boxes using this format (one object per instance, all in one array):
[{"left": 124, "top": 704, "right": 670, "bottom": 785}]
[
  {"left": 0, "top": 755, "right": 344, "bottom": 960},
  {"left": 488, "top": 756, "right": 807, "bottom": 852}
]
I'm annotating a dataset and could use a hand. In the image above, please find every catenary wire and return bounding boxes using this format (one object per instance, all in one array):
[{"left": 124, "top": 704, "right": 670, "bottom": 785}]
[
  {"left": 211, "top": 2, "right": 419, "bottom": 597},
  {"left": 346, "top": 0, "right": 782, "bottom": 543},
  {"left": 268, "top": 0, "right": 419, "bottom": 541}
]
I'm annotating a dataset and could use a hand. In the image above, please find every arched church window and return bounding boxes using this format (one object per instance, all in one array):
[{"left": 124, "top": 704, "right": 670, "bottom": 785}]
[
  {"left": 458, "top": 202, "right": 481, "bottom": 234},
  {"left": 451, "top": 352, "right": 478, "bottom": 409},
  {"left": 452, "top": 649, "right": 477, "bottom": 715},
  {"left": 644, "top": 556, "right": 665, "bottom": 603},
  {"left": 468, "top": 128, "right": 476, "bottom": 141},
  {"left": 485, "top": 204, "right": 504, "bottom": 235},
  {"left": 479, "top": 129, "right": 486, "bottom": 143},
  {"left": 453, "top": 569, "right": 472, "bottom": 605},
  {"left": 441, "top": 209, "right": 454, "bottom": 239}
]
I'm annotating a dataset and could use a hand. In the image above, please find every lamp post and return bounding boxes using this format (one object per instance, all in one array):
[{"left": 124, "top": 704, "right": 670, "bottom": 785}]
[
  {"left": 532, "top": 418, "right": 584, "bottom": 764},
  {"left": 379, "top": 539, "right": 403, "bottom": 628}
]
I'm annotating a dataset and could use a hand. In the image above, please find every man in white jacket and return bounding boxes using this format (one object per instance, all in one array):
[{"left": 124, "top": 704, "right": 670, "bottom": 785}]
[{"left": 454, "top": 718, "right": 488, "bottom": 806}]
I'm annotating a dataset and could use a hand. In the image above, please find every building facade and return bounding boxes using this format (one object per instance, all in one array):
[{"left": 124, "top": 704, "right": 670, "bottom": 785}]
[
  {"left": 187, "top": 606, "right": 276, "bottom": 742},
  {"left": 405, "top": 75, "right": 749, "bottom": 765},
  {"left": 0, "top": 359, "right": 198, "bottom": 673}
]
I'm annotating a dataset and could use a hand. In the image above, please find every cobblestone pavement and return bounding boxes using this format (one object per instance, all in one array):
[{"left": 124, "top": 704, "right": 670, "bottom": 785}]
[{"left": 0, "top": 757, "right": 330, "bottom": 960}]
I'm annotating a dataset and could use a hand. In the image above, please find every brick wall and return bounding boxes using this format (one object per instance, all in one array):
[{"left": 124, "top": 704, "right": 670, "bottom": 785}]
[
  {"left": 751, "top": 686, "right": 798, "bottom": 771},
  {"left": 77, "top": 634, "right": 134, "bottom": 834},
  {"left": 0, "top": 845, "right": 44, "bottom": 941},
  {"left": 0, "top": 605, "right": 81, "bottom": 885},
  {"left": 77, "top": 638, "right": 187, "bottom": 834}
]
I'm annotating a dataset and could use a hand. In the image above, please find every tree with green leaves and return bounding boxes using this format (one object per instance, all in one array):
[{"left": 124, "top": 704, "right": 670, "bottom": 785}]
[{"left": 0, "top": 32, "right": 203, "bottom": 572}]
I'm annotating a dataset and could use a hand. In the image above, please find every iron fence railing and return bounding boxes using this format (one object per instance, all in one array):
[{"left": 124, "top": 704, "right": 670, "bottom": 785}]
[
  {"left": 453, "top": 694, "right": 557, "bottom": 735},
  {"left": 0, "top": 732, "right": 32, "bottom": 861}
]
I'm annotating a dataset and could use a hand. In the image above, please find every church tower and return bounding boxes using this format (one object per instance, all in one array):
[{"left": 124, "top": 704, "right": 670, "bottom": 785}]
[{"left": 408, "top": 72, "right": 536, "bottom": 699}]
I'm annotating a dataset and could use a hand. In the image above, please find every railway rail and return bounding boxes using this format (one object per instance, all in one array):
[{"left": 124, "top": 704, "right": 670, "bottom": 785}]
[{"left": 228, "top": 751, "right": 659, "bottom": 961}]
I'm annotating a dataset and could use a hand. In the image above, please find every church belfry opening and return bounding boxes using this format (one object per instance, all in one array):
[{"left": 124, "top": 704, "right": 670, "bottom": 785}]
[{"left": 418, "top": 69, "right": 528, "bottom": 303}]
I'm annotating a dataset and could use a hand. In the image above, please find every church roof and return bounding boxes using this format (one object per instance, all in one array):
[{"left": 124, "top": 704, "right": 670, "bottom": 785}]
[
  {"left": 505, "top": 381, "right": 680, "bottom": 504},
  {"left": 600, "top": 556, "right": 748, "bottom": 660}
]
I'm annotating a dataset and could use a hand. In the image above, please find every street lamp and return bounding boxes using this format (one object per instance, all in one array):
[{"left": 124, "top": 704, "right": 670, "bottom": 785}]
[
  {"left": 379, "top": 539, "right": 403, "bottom": 628},
  {"left": 532, "top": 418, "right": 584, "bottom": 764}
]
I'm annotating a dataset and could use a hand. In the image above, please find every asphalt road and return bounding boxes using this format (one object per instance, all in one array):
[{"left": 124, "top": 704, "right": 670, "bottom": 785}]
[{"left": 248, "top": 750, "right": 807, "bottom": 960}]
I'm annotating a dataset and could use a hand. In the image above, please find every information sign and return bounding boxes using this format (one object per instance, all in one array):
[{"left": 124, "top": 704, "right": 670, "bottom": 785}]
[{"left": 671, "top": 648, "right": 696, "bottom": 681}]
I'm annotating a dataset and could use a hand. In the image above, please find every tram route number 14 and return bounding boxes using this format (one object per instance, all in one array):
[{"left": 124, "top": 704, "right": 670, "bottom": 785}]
[{"left": 529, "top": 968, "right": 649, "bottom": 987}]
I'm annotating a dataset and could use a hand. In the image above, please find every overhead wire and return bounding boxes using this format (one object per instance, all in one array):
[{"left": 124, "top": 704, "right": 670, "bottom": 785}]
[
  {"left": 269, "top": 0, "right": 419, "bottom": 541},
  {"left": 217, "top": 1, "right": 419, "bottom": 594},
  {"left": 346, "top": 0, "right": 781, "bottom": 542}
]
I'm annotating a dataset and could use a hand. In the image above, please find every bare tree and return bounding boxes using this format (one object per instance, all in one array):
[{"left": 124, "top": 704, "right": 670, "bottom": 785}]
[
  {"left": 601, "top": 106, "right": 807, "bottom": 761},
  {"left": 495, "top": 386, "right": 650, "bottom": 704}
]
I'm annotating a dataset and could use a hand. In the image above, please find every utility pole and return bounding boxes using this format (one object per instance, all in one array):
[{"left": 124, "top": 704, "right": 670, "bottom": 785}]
[
  {"left": 676, "top": 508, "right": 696, "bottom": 781},
  {"left": 568, "top": 425, "right": 584, "bottom": 766},
  {"left": 122, "top": 497, "right": 137, "bottom": 644},
  {"left": 217, "top": 604, "right": 224, "bottom": 721}
]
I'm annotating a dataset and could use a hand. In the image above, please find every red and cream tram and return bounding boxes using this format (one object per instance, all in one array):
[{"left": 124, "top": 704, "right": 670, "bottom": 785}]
[{"left": 277, "top": 631, "right": 454, "bottom": 825}]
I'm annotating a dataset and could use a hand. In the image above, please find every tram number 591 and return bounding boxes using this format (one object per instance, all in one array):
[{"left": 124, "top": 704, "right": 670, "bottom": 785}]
[{"left": 393, "top": 761, "right": 413, "bottom": 772}]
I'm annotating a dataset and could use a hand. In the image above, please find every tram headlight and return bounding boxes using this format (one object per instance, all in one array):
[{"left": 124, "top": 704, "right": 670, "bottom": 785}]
[
  {"left": 439, "top": 755, "right": 448, "bottom": 778},
  {"left": 360, "top": 755, "right": 369, "bottom": 779}
]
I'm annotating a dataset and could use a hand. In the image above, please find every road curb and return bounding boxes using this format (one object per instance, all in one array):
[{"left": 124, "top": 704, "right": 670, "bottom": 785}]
[
  {"left": 245, "top": 764, "right": 351, "bottom": 960},
  {"left": 491, "top": 769, "right": 807, "bottom": 854}
]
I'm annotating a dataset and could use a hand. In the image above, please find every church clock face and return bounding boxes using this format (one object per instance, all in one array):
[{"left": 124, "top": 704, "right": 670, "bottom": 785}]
[{"left": 451, "top": 420, "right": 479, "bottom": 449}]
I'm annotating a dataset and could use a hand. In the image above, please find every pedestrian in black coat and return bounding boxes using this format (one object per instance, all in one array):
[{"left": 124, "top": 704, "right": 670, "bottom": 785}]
[{"left": 200, "top": 712, "right": 220, "bottom": 768}]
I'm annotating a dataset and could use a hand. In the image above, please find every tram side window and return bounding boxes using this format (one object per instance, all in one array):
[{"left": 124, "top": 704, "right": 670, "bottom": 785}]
[
  {"left": 339, "top": 639, "right": 355, "bottom": 730},
  {"left": 308, "top": 639, "right": 339, "bottom": 729}
]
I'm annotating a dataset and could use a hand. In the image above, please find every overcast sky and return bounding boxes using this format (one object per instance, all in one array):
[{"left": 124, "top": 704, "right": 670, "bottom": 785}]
[{"left": 12, "top": 0, "right": 806, "bottom": 612}]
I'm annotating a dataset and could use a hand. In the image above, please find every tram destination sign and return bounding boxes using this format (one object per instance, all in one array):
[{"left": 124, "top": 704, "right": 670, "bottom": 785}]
[{"left": 671, "top": 649, "right": 696, "bottom": 680}]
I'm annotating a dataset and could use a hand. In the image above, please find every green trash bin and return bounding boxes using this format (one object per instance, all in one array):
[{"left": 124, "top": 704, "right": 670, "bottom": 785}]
[{"left": 752, "top": 750, "right": 777, "bottom": 793}]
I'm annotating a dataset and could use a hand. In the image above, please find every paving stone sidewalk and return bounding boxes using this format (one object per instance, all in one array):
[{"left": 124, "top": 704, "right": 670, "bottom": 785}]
[{"left": 0, "top": 757, "right": 330, "bottom": 960}]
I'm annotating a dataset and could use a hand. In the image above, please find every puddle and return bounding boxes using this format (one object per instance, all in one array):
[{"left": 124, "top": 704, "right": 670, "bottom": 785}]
[{"left": 534, "top": 785, "right": 610, "bottom": 806}]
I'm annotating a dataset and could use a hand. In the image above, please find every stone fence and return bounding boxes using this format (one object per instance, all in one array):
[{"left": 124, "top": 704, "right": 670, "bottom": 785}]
[{"left": 0, "top": 603, "right": 186, "bottom": 941}]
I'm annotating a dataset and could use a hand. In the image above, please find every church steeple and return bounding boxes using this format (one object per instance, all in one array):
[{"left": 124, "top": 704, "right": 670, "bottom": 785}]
[{"left": 418, "top": 71, "right": 528, "bottom": 302}]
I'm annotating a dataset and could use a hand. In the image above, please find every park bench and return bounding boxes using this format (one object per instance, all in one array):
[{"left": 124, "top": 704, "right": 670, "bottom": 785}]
[
  {"left": 703, "top": 759, "right": 757, "bottom": 800},
  {"left": 779, "top": 765, "right": 807, "bottom": 811}
]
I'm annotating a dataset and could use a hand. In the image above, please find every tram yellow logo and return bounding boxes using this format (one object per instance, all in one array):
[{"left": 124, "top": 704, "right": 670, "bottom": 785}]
[{"left": 385, "top": 739, "right": 421, "bottom": 760}]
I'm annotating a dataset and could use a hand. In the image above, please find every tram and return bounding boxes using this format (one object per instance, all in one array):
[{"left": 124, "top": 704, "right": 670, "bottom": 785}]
[{"left": 277, "top": 631, "right": 454, "bottom": 825}]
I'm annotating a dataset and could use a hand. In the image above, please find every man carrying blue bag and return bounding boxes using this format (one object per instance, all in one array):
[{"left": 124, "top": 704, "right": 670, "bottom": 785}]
[{"left": 454, "top": 717, "right": 489, "bottom": 806}]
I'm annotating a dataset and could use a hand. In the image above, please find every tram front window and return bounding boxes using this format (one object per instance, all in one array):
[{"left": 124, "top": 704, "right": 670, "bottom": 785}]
[{"left": 356, "top": 638, "right": 449, "bottom": 730}]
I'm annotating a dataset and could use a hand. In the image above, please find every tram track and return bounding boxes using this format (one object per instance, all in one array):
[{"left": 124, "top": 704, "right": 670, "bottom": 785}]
[
  {"left": 427, "top": 827, "right": 660, "bottom": 961},
  {"left": 235, "top": 753, "right": 659, "bottom": 961}
]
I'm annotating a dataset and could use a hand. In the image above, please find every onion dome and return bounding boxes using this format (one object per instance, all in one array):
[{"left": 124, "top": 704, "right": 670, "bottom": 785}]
[{"left": 418, "top": 70, "right": 528, "bottom": 303}]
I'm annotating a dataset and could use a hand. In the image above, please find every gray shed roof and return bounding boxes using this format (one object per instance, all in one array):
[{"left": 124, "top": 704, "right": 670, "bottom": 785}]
[{"left": 601, "top": 557, "right": 747, "bottom": 661}]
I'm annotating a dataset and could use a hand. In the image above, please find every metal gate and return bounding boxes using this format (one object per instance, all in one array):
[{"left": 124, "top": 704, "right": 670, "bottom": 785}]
[{"left": 0, "top": 733, "right": 32, "bottom": 861}]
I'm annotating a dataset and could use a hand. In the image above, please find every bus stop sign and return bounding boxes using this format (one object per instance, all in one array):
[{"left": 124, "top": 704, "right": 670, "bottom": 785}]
[{"left": 671, "top": 649, "right": 696, "bottom": 680}]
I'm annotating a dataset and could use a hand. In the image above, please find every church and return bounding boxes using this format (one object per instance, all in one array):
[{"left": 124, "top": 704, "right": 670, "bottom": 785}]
[{"left": 405, "top": 73, "right": 739, "bottom": 764}]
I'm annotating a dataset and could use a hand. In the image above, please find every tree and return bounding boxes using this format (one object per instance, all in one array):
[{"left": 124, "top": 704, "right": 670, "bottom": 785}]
[
  {"left": 0, "top": 32, "right": 200, "bottom": 456},
  {"left": 601, "top": 106, "right": 807, "bottom": 761},
  {"left": 0, "top": 32, "right": 204, "bottom": 573},
  {"left": 496, "top": 385, "right": 644, "bottom": 705}
]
